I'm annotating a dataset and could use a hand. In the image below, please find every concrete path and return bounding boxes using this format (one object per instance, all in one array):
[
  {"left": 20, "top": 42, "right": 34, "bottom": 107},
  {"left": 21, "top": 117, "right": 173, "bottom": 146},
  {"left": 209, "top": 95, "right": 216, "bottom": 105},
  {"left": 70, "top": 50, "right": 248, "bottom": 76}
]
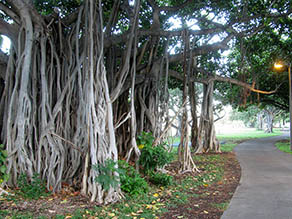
[{"left": 221, "top": 133, "right": 292, "bottom": 219}]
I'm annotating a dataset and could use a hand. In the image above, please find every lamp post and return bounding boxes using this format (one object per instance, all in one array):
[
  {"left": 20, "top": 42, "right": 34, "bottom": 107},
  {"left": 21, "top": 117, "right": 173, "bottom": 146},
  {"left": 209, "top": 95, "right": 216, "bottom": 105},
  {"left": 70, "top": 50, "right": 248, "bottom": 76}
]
[{"left": 274, "top": 61, "right": 292, "bottom": 151}]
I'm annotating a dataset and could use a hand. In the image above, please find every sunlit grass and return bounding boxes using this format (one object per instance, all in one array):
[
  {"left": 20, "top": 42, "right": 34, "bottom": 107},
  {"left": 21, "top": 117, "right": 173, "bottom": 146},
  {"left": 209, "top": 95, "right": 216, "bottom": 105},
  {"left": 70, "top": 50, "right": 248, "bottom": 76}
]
[
  {"left": 217, "top": 129, "right": 282, "bottom": 141},
  {"left": 169, "top": 129, "right": 283, "bottom": 152},
  {"left": 220, "top": 143, "right": 237, "bottom": 152},
  {"left": 218, "top": 129, "right": 282, "bottom": 152}
]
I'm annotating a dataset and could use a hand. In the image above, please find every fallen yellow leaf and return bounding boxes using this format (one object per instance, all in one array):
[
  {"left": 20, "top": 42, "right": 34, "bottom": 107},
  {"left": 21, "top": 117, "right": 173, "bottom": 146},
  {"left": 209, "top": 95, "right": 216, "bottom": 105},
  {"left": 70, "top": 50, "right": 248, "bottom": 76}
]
[
  {"left": 131, "top": 212, "right": 139, "bottom": 216},
  {"left": 108, "top": 213, "right": 115, "bottom": 217},
  {"left": 204, "top": 210, "right": 209, "bottom": 214},
  {"left": 146, "top": 205, "right": 153, "bottom": 209},
  {"left": 153, "top": 193, "right": 159, "bottom": 197}
]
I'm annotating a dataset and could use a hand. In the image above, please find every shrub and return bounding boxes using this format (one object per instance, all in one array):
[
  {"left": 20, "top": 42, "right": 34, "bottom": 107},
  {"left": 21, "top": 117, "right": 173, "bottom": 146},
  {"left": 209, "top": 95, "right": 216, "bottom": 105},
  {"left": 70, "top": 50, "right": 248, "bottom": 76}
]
[
  {"left": 17, "top": 173, "right": 48, "bottom": 200},
  {"left": 0, "top": 144, "right": 8, "bottom": 183},
  {"left": 94, "top": 160, "right": 148, "bottom": 195},
  {"left": 139, "top": 143, "right": 173, "bottom": 174},
  {"left": 137, "top": 131, "right": 154, "bottom": 150},
  {"left": 118, "top": 160, "right": 148, "bottom": 195},
  {"left": 94, "top": 159, "right": 122, "bottom": 191},
  {"left": 149, "top": 172, "right": 173, "bottom": 186}
]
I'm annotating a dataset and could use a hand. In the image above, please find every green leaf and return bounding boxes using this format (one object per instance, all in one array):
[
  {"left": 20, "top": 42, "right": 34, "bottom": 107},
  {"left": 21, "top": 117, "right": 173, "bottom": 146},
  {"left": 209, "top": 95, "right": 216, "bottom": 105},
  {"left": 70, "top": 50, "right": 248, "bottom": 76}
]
[{"left": 0, "top": 165, "right": 6, "bottom": 173}]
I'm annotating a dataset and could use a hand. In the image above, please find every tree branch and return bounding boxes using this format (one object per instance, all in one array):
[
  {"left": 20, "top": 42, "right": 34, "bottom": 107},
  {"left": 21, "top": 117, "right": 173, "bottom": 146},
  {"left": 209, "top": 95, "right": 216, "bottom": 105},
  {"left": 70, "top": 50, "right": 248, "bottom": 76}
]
[
  {"left": 169, "top": 34, "right": 233, "bottom": 63},
  {"left": 213, "top": 75, "right": 283, "bottom": 94},
  {"left": 0, "top": 2, "right": 20, "bottom": 24}
]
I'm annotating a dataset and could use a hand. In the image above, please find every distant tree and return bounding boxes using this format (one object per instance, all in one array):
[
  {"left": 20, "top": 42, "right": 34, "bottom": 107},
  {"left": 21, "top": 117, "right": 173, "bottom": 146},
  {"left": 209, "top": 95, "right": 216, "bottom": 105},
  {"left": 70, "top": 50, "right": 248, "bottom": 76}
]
[{"left": 230, "top": 106, "right": 260, "bottom": 128}]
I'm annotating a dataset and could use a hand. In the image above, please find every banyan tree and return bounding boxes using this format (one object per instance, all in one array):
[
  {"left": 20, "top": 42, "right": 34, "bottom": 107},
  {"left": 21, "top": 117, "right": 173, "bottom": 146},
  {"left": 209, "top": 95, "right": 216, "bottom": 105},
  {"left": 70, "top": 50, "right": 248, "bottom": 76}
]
[{"left": 0, "top": 0, "right": 290, "bottom": 203}]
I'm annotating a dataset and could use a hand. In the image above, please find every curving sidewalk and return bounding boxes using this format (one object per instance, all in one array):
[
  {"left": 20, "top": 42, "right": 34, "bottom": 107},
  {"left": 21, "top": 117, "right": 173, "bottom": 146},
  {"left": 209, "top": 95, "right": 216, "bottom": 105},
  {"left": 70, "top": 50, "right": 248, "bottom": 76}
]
[{"left": 221, "top": 133, "right": 292, "bottom": 219}]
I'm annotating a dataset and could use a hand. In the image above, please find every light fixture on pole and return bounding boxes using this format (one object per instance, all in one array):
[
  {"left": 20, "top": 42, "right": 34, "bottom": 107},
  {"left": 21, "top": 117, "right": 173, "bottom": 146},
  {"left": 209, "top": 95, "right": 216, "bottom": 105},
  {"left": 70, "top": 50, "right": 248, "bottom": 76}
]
[{"left": 274, "top": 61, "right": 292, "bottom": 151}]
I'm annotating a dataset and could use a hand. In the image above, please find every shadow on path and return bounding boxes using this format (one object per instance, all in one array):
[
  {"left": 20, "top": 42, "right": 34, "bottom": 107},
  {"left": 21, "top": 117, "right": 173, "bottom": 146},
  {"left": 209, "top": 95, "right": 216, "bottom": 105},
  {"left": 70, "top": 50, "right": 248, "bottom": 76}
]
[{"left": 221, "top": 133, "right": 292, "bottom": 219}]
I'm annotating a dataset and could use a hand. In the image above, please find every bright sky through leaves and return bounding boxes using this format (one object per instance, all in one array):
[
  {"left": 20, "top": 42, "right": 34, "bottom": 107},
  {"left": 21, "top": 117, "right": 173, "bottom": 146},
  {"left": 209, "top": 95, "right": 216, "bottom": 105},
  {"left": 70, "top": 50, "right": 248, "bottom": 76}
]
[{"left": 0, "top": 35, "right": 10, "bottom": 53}]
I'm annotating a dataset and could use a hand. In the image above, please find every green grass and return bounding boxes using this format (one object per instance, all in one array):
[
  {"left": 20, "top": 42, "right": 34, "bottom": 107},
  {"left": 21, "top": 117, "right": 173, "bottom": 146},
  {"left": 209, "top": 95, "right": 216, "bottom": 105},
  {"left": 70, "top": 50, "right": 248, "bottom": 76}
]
[
  {"left": 218, "top": 129, "right": 282, "bottom": 152},
  {"left": 211, "top": 202, "right": 229, "bottom": 211},
  {"left": 220, "top": 143, "right": 237, "bottom": 152},
  {"left": 217, "top": 129, "right": 282, "bottom": 141},
  {"left": 170, "top": 129, "right": 282, "bottom": 152},
  {"left": 275, "top": 141, "right": 292, "bottom": 154}
]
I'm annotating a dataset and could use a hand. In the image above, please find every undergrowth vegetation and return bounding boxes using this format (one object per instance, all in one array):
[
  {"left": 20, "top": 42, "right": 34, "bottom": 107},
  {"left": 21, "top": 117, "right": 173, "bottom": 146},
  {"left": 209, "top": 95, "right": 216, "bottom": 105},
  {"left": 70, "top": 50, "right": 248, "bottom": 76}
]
[
  {"left": 16, "top": 173, "right": 49, "bottom": 200},
  {"left": 275, "top": 140, "right": 292, "bottom": 154},
  {"left": 0, "top": 130, "right": 280, "bottom": 218},
  {"left": 0, "top": 144, "right": 8, "bottom": 183},
  {"left": 0, "top": 153, "right": 229, "bottom": 219}
]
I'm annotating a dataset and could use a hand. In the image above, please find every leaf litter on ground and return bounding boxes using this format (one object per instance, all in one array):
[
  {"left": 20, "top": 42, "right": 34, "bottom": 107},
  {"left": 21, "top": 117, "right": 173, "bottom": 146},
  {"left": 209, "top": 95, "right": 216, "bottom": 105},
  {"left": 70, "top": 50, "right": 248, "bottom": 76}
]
[{"left": 0, "top": 152, "right": 240, "bottom": 219}]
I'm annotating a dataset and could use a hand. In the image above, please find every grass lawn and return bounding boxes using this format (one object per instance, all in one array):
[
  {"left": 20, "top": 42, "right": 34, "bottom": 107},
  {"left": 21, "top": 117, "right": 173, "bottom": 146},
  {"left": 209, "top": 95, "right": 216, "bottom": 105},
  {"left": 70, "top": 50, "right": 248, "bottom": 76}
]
[
  {"left": 170, "top": 129, "right": 283, "bottom": 152},
  {"left": 218, "top": 129, "right": 283, "bottom": 152},
  {"left": 275, "top": 140, "right": 292, "bottom": 154}
]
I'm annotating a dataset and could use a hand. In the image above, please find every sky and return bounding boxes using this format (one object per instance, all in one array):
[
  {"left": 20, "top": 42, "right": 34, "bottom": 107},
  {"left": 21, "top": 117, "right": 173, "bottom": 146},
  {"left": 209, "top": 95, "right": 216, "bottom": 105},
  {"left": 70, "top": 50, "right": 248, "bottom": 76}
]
[{"left": 1, "top": 35, "right": 10, "bottom": 53}]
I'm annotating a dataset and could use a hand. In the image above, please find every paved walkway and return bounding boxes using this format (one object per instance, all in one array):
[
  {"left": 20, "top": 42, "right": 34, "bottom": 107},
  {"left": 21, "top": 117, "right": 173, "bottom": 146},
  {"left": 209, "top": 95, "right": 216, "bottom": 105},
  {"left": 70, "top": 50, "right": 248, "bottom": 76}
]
[{"left": 221, "top": 133, "right": 292, "bottom": 219}]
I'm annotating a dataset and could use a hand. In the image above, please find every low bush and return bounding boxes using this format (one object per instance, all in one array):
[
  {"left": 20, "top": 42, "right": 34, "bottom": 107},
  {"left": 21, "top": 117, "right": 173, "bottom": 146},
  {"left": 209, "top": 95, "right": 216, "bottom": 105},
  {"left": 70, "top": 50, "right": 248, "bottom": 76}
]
[
  {"left": 149, "top": 172, "right": 173, "bottom": 186},
  {"left": 137, "top": 132, "right": 173, "bottom": 174},
  {"left": 118, "top": 160, "right": 148, "bottom": 195},
  {"left": 17, "top": 173, "right": 48, "bottom": 200},
  {"left": 139, "top": 143, "right": 173, "bottom": 174},
  {"left": 94, "top": 159, "right": 122, "bottom": 191},
  {"left": 94, "top": 160, "right": 148, "bottom": 195}
]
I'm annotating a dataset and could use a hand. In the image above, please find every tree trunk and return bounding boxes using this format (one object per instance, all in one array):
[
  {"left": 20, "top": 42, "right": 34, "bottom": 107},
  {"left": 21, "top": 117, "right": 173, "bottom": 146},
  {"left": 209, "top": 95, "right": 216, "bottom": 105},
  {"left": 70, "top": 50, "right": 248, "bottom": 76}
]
[
  {"left": 178, "top": 31, "right": 198, "bottom": 173},
  {"left": 2, "top": 0, "right": 126, "bottom": 204},
  {"left": 264, "top": 110, "right": 274, "bottom": 133},
  {"left": 194, "top": 81, "right": 220, "bottom": 153},
  {"left": 189, "top": 74, "right": 198, "bottom": 150},
  {"left": 257, "top": 112, "right": 264, "bottom": 130}
]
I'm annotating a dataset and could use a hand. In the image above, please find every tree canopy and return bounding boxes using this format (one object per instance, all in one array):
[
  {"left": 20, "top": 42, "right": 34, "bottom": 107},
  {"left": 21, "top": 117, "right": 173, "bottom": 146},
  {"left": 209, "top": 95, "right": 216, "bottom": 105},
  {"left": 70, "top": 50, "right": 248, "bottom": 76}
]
[{"left": 0, "top": 0, "right": 291, "bottom": 203}]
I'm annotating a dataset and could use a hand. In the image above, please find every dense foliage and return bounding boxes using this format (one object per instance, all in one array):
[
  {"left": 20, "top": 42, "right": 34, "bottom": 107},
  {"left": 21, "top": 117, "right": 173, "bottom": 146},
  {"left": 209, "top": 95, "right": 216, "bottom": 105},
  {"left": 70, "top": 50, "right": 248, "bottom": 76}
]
[{"left": 138, "top": 132, "right": 173, "bottom": 173}]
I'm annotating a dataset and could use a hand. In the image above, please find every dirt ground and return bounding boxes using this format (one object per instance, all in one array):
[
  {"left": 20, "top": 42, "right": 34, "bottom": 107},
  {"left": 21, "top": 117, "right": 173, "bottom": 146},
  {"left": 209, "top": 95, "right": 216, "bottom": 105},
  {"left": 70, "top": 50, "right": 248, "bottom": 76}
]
[
  {"left": 0, "top": 152, "right": 241, "bottom": 218},
  {"left": 162, "top": 152, "right": 241, "bottom": 219}
]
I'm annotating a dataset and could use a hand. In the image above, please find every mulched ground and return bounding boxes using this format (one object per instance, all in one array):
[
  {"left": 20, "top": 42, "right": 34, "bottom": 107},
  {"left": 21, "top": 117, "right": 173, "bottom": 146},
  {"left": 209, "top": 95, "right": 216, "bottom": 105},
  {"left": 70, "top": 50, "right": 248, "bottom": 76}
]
[
  {"left": 0, "top": 152, "right": 241, "bottom": 218},
  {"left": 161, "top": 152, "right": 241, "bottom": 219}
]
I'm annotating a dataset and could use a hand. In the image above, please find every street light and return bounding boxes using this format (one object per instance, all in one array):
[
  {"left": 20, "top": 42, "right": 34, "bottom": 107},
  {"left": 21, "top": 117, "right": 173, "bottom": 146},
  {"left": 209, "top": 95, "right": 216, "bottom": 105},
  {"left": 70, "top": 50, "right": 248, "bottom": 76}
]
[{"left": 274, "top": 61, "right": 292, "bottom": 151}]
